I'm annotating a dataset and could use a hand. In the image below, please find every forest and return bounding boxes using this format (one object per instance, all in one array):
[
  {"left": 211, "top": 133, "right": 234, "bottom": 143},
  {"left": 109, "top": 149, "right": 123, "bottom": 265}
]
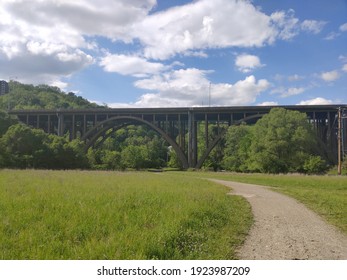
[{"left": 0, "top": 81, "right": 333, "bottom": 173}]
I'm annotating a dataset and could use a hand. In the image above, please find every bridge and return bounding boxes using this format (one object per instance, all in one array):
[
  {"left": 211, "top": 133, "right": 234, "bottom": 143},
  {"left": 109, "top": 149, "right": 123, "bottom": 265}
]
[{"left": 9, "top": 105, "right": 347, "bottom": 169}]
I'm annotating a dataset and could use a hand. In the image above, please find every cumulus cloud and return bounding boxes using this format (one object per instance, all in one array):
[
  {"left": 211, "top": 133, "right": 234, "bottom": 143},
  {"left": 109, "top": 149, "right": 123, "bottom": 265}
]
[
  {"left": 235, "top": 54, "right": 264, "bottom": 73},
  {"left": 270, "top": 9, "right": 300, "bottom": 40},
  {"left": 134, "top": 0, "right": 304, "bottom": 59},
  {"left": 130, "top": 69, "right": 270, "bottom": 107},
  {"left": 342, "top": 64, "right": 347, "bottom": 72},
  {"left": 0, "top": 0, "right": 156, "bottom": 85},
  {"left": 0, "top": 45, "right": 94, "bottom": 86},
  {"left": 320, "top": 70, "right": 341, "bottom": 82},
  {"left": 100, "top": 54, "right": 166, "bottom": 77},
  {"left": 298, "top": 98, "right": 333, "bottom": 105},
  {"left": 271, "top": 87, "right": 306, "bottom": 98}
]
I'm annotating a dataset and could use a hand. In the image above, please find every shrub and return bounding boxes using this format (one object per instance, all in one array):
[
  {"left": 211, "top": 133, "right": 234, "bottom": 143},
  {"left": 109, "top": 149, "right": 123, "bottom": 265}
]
[{"left": 303, "top": 156, "right": 327, "bottom": 174}]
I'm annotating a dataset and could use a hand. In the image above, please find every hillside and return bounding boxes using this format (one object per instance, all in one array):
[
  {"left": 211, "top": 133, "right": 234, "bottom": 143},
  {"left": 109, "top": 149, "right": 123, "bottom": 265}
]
[{"left": 0, "top": 81, "right": 103, "bottom": 110}]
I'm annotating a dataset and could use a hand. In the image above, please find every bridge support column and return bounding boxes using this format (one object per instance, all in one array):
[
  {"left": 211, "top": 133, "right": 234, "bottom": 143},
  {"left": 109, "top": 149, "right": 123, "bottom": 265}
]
[
  {"left": 188, "top": 110, "right": 197, "bottom": 168},
  {"left": 57, "top": 114, "right": 64, "bottom": 137}
]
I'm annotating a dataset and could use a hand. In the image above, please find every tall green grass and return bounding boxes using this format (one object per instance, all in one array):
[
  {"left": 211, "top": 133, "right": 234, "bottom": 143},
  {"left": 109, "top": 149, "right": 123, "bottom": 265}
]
[
  {"left": 0, "top": 170, "right": 252, "bottom": 260},
  {"left": 182, "top": 172, "right": 347, "bottom": 234}
]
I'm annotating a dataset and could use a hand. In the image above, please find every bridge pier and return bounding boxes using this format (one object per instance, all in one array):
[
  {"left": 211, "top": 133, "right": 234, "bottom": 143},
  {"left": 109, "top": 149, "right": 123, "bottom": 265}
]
[
  {"left": 188, "top": 111, "right": 198, "bottom": 168},
  {"left": 57, "top": 113, "right": 64, "bottom": 137}
]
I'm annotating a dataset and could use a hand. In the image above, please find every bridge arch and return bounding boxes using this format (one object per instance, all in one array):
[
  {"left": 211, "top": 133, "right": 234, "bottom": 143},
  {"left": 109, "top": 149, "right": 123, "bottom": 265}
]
[{"left": 82, "top": 116, "right": 189, "bottom": 169}]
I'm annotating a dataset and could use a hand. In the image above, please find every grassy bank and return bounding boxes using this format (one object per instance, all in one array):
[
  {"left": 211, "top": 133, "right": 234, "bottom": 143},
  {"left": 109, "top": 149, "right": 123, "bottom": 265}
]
[
  {"left": 182, "top": 172, "right": 347, "bottom": 234},
  {"left": 0, "top": 170, "right": 252, "bottom": 260}
]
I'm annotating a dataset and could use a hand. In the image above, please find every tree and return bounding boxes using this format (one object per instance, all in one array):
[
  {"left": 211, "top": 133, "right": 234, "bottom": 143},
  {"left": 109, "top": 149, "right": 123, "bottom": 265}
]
[
  {"left": 222, "top": 108, "right": 327, "bottom": 174},
  {"left": 0, "top": 81, "right": 103, "bottom": 110},
  {"left": 0, "top": 123, "right": 49, "bottom": 168},
  {"left": 121, "top": 145, "right": 148, "bottom": 170},
  {"left": 222, "top": 124, "right": 252, "bottom": 172},
  {"left": 0, "top": 123, "right": 89, "bottom": 169},
  {"left": 0, "top": 110, "right": 18, "bottom": 136},
  {"left": 248, "top": 108, "right": 324, "bottom": 173}
]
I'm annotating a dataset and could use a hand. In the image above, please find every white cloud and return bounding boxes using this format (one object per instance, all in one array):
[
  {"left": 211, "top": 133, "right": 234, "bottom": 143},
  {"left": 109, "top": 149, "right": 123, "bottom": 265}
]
[
  {"left": 301, "top": 20, "right": 326, "bottom": 34},
  {"left": 324, "top": 32, "right": 340, "bottom": 40},
  {"left": 298, "top": 98, "right": 333, "bottom": 105},
  {"left": 50, "top": 80, "right": 69, "bottom": 91},
  {"left": 235, "top": 54, "right": 264, "bottom": 73},
  {"left": 340, "top": 22, "right": 347, "bottom": 32},
  {"left": 0, "top": 0, "right": 155, "bottom": 85},
  {"left": 320, "top": 70, "right": 341, "bottom": 82},
  {"left": 0, "top": 47, "right": 94, "bottom": 86},
  {"left": 258, "top": 101, "right": 279, "bottom": 106},
  {"left": 135, "top": 0, "right": 292, "bottom": 60},
  {"left": 130, "top": 69, "right": 270, "bottom": 107},
  {"left": 342, "top": 64, "right": 347, "bottom": 72},
  {"left": 270, "top": 9, "right": 300, "bottom": 40},
  {"left": 271, "top": 87, "right": 306, "bottom": 97},
  {"left": 100, "top": 54, "right": 166, "bottom": 77},
  {"left": 324, "top": 22, "right": 347, "bottom": 40}
]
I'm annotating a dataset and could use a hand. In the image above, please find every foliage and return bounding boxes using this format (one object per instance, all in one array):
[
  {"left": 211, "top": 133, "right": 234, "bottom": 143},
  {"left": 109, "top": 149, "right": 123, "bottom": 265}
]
[
  {"left": 0, "top": 170, "right": 252, "bottom": 259},
  {"left": 303, "top": 155, "right": 328, "bottom": 174},
  {"left": 0, "top": 110, "right": 18, "bottom": 137},
  {"left": 222, "top": 108, "right": 327, "bottom": 174},
  {"left": 222, "top": 124, "right": 252, "bottom": 172},
  {"left": 0, "top": 123, "right": 88, "bottom": 169},
  {"left": 90, "top": 125, "right": 169, "bottom": 170},
  {"left": 0, "top": 81, "right": 102, "bottom": 110}
]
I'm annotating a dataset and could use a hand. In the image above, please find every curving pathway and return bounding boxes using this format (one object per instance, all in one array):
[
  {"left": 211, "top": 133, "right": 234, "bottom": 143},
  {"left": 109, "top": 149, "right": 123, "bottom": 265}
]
[{"left": 210, "top": 179, "right": 347, "bottom": 260}]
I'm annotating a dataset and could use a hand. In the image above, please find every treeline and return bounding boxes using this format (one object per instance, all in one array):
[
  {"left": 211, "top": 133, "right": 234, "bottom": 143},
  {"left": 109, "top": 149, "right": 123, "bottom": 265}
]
[
  {"left": 0, "top": 81, "right": 103, "bottom": 110},
  {"left": 0, "top": 108, "right": 331, "bottom": 173},
  {"left": 0, "top": 120, "right": 88, "bottom": 169}
]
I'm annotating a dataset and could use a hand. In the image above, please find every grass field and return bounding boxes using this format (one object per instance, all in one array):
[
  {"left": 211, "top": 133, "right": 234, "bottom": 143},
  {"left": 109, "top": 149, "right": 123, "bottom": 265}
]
[
  {"left": 182, "top": 172, "right": 347, "bottom": 234},
  {"left": 0, "top": 170, "right": 252, "bottom": 260}
]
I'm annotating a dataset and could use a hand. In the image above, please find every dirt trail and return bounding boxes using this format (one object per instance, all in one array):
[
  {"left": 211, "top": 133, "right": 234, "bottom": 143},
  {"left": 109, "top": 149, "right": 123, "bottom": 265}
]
[{"left": 210, "top": 179, "right": 347, "bottom": 260}]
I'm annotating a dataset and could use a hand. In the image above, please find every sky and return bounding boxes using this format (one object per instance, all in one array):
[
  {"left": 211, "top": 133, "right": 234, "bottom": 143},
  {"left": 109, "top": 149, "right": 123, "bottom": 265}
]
[{"left": 0, "top": 0, "right": 346, "bottom": 108}]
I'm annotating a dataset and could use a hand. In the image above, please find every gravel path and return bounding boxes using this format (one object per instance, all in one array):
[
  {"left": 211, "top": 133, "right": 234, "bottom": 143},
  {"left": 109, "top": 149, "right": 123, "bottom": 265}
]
[{"left": 210, "top": 179, "right": 347, "bottom": 260}]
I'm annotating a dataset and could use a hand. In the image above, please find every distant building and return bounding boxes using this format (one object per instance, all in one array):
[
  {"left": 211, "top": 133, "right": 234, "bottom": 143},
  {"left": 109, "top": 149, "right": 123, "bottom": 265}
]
[{"left": 0, "top": 80, "right": 9, "bottom": 95}]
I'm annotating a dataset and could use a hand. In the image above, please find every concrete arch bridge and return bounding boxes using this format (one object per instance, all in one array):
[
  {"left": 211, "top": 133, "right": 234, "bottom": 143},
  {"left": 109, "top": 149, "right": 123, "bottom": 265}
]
[{"left": 9, "top": 105, "right": 346, "bottom": 169}]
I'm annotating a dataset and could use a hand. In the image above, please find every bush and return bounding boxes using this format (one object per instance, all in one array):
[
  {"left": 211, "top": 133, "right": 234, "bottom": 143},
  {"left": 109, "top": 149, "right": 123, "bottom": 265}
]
[{"left": 303, "top": 156, "right": 327, "bottom": 174}]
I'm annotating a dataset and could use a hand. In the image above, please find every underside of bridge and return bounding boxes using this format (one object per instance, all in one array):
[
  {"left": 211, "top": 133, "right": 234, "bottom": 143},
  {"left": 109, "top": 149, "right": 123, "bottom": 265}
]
[{"left": 9, "top": 105, "right": 347, "bottom": 169}]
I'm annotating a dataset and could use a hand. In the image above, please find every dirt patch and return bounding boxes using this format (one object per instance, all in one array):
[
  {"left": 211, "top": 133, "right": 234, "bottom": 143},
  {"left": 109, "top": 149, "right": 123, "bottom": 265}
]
[{"left": 210, "top": 179, "right": 347, "bottom": 260}]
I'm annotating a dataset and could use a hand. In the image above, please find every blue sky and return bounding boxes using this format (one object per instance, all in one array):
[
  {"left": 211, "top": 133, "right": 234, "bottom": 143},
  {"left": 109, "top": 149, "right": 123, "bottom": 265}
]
[{"left": 0, "top": 0, "right": 346, "bottom": 107}]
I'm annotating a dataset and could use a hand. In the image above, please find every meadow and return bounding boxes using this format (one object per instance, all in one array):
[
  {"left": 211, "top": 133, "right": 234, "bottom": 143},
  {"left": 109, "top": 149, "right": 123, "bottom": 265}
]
[
  {"left": 0, "top": 170, "right": 252, "bottom": 260},
  {"left": 184, "top": 172, "right": 347, "bottom": 234}
]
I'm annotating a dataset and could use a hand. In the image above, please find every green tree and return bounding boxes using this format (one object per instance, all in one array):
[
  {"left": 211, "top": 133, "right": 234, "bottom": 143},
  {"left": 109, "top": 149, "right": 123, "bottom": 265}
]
[
  {"left": 102, "top": 150, "right": 122, "bottom": 170},
  {"left": 0, "top": 123, "right": 89, "bottom": 169},
  {"left": 0, "top": 81, "right": 103, "bottom": 110},
  {"left": 248, "top": 108, "right": 324, "bottom": 173},
  {"left": 0, "top": 110, "right": 18, "bottom": 136},
  {"left": 0, "top": 123, "right": 48, "bottom": 168},
  {"left": 121, "top": 145, "right": 148, "bottom": 170},
  {"left": 222, "top": 124, "right": 252, "bottom": 172},
  {"left": 222, "top": 108, "right": 327, "bottom": 174}
]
